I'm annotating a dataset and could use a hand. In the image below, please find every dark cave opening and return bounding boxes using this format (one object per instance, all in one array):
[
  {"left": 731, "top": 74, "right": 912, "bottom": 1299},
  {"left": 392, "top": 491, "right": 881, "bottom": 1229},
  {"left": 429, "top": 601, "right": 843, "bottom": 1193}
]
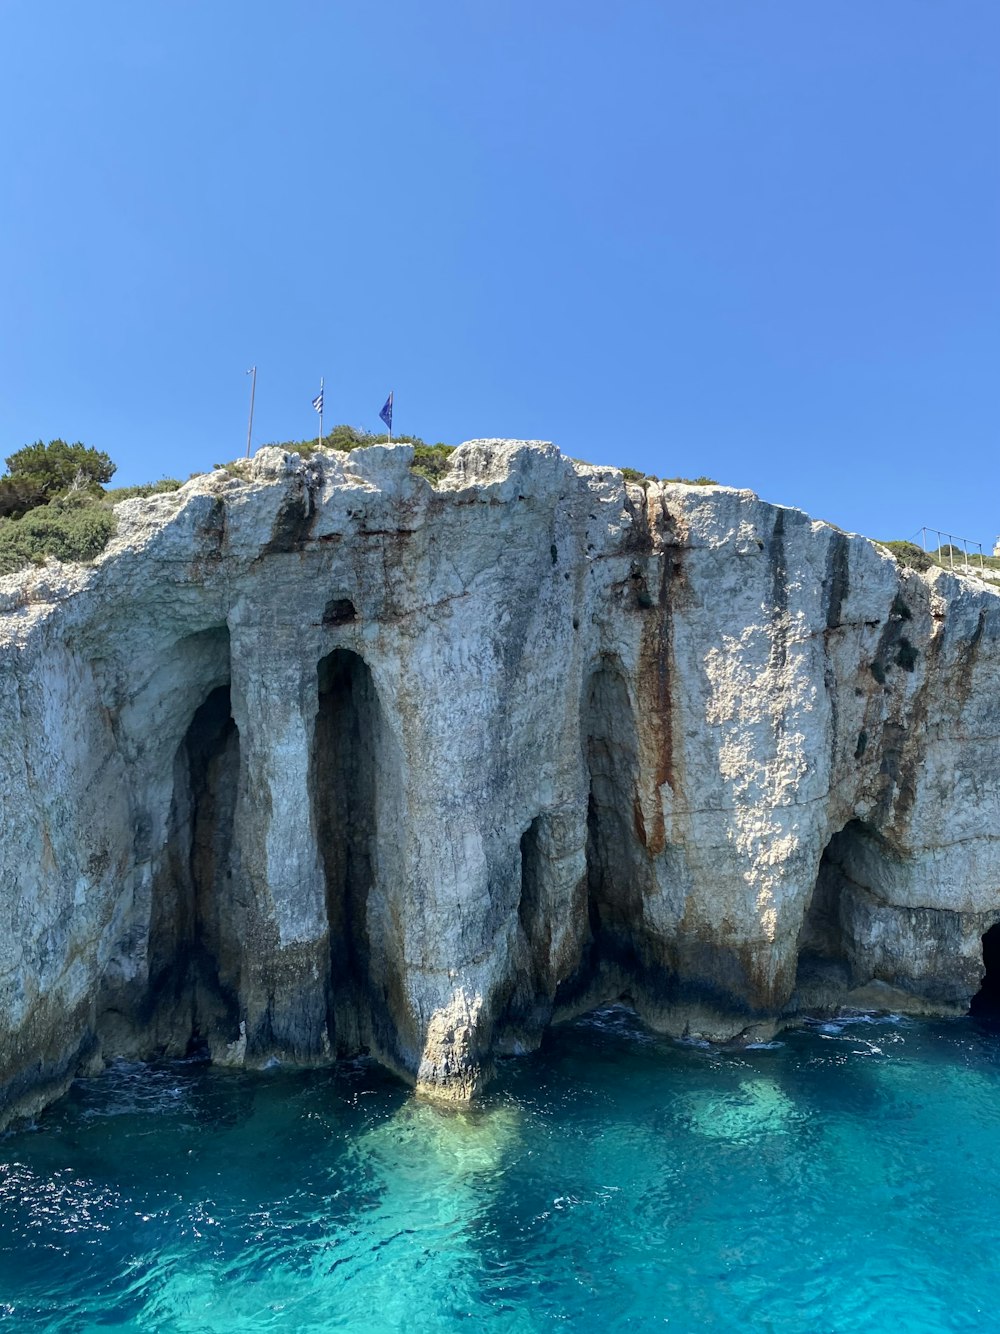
[
  {"left": 580, "top": 663, "right": 644, "bottom": 979},
  {"left": 794, "top": 823, "right": 858, "bottom": 1000},
  {"left": 323, "top": 596, "right": 357, "bottom": 626},
  {"left": 970, "top": 924, "right": 1000, "bottom": 1018},
  {"left": 518, "top": 816, "right": 544, "bottom": 946},
  {"left": 514, "top": 814, "right": 554, "bottom": 1012},
  {"left": 312, "top": 648, "right": 380, "bottom": 1055},
  {"left": 496, "top": 814, "right": 556, "bottom": 1037},
  {"left": 148, "top": 681, "right": 241, "bottom": 1048}
]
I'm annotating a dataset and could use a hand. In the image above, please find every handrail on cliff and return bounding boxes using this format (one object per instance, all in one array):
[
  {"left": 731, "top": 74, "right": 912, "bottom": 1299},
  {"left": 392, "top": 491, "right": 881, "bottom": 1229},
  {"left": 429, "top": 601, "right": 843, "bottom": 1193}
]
[{"left": 919, "top": 527, "right": 986, "bottom": 572}]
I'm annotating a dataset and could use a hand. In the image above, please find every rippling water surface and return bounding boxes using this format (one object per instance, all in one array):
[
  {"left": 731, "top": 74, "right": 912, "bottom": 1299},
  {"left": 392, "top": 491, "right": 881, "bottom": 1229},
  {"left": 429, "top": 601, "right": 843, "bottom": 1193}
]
[{"left": 2, "top": 1008, "right": 999, "bottom": 1332}]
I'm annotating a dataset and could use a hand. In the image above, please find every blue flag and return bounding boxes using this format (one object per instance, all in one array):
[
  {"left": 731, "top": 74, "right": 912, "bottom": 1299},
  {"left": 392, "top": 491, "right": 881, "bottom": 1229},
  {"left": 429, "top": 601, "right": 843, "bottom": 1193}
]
[{"left": 379, "top": 391, "right": 393, "bottom": 432}]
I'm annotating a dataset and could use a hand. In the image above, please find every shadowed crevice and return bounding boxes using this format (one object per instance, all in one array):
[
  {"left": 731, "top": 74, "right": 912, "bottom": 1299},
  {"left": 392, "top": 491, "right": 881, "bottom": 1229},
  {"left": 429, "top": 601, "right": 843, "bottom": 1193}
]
[
  {"left": 971, "top": 924, "right": 1000, "bottom": 1018},
  {"left": 583, "top": 665, "right": 645, "bottom": 977},
  {"left": 518, "top": 816, "right": 547, "bottom": 972},
  {"left": 146, "top": 680, "right": 242, "bottom": 1052},
  {"left": 497, "top": 815, "right": 555, "bottom": 1039},
  {"left": 793, "top": 825, "right": 857, "bottom": 1004},
  {"left": 313, "top": 649, "right": 375, "bottom": 1055},
  {"left": 311, "top": 648, "right": 406, "bottom": 1065},
  {"left": 554, "top": 663, "right": 652, "bottom": 1013}
]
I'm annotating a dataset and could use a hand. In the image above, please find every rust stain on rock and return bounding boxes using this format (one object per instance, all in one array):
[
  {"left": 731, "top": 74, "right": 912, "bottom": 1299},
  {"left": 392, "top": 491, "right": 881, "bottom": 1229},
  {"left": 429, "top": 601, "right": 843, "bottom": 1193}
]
[{"left": 634, "top": 489, "right": 684, "bottom": 856}]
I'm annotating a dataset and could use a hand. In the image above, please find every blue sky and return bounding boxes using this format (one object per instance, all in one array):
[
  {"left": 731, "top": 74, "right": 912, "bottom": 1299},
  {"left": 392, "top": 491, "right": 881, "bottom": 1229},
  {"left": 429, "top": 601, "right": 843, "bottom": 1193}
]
[{"left": 1, "top": 2, "right": 997, "bottom": 544}]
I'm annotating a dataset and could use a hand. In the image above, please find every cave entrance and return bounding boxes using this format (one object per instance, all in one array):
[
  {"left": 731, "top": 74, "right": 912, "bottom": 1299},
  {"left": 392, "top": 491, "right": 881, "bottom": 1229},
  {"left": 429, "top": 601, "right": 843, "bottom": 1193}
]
[
  {"left": 581, "top": 663, "right": 644, "bottom": 980},
  {"left": 149, "top": 681, "right": 241, "bottom": 1051},
  {"left": 312, "top": 648, "right": 381, "bottom": 1055},
  {"left": 970, "top": 924, "right": 1000, "bottom": 1018},
  {"left": 794, "top": 824, "right": 858, "bottom": 1003},
  {"left": 518, "top": 816, "right": 544, "bottom": 948},
  {"left": 795, "top": 819, "right": 895, "bottom": 1005},
  {"left": 514, "top": 814, "right": 553, "bottom": 1011}
]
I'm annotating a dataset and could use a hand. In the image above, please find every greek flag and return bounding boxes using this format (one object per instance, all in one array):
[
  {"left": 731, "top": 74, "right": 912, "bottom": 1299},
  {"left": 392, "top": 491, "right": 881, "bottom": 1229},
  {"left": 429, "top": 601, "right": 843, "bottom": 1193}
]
[
  {"left": 379, "top": 391, "right": 393, "bottom": 431},
  {"left": 312, "top": 387, "right": 324, "bottom": 414}
]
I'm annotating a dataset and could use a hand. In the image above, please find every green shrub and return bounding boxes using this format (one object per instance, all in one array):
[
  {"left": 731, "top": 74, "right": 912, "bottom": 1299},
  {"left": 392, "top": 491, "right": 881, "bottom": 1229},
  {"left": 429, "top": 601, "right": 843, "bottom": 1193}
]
[
  {"left": 0, "top": 493, "right": 117, "bottom": 576},
  {"left": 0, "top": 528, "right": 30, "bottom": 575},
  {"left": 410, "top": 443, "right": 455, "bottom": 484},
  {"left": 0, "top": 474, "right": 47, "bottom": 519},
  {"left": 0, "top": 440, "right": 115, "bottom": 518},
  {"left": 260, "top": 425, "right": 458, "bottom": 485},
  {"left": 880, "top": 540, "right": 934, "bottom": 573},
  {"left": 613, "top": 471, "right": 721, "bottom": 486},
  {"left": 105, "top": 478, "right": 183, "bottom": 502},
  {"left": 264, "top": 424, "right": 389, "bottom": 456}
]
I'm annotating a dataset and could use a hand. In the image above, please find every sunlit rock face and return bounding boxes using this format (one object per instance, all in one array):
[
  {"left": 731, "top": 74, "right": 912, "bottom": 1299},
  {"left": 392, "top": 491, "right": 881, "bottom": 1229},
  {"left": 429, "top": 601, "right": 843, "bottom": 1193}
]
[{"left": 2, "top": 440, "right": 1000, "bottom": 1123}]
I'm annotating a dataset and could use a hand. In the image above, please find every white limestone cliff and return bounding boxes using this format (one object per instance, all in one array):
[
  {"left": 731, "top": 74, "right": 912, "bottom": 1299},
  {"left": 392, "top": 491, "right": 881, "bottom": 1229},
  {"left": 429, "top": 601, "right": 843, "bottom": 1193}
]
[{"left": 1, "top": 439, "right": 999, "bottom": 1126}]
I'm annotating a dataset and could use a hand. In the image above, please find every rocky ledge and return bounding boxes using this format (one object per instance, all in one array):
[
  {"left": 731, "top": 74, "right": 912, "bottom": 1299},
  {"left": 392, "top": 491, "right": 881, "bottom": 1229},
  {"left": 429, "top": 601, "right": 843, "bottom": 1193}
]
[{"left": 1, "top": 440, "right": 999, "bottom": 1126}]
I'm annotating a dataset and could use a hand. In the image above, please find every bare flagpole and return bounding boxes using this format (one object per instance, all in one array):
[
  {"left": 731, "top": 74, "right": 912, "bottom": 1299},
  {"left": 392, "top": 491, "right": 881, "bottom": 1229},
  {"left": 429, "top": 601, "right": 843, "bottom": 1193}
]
[{"left": 244, "top": 366, "right": 257, "bottom": 458}]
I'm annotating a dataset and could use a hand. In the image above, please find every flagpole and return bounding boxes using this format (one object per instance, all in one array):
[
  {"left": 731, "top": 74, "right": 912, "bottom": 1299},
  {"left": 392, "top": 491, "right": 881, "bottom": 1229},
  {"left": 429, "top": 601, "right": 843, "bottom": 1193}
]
[
  {"left": 244, "top": 365, "right": 256, "bottom": 458},
  {"left": 318, "top": 376, "right": 323, "bottom": 451},
  {"left": 379, "top": 389, "right": 393, "bottom": 444}
]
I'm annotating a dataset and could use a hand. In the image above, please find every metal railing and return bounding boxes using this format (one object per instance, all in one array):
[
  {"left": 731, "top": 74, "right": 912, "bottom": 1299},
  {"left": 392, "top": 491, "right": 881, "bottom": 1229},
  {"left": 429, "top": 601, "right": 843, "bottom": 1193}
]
[{"left": 919, "top": 527, "right": 986, "bottom": 572}]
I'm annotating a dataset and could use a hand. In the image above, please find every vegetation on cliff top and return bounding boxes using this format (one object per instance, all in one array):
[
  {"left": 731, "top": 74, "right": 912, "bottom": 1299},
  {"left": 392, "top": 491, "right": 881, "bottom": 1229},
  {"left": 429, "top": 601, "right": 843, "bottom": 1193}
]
[
  {"left": 879, "top": 540, "right": 935, "bottom": 573},
  {"left": 0, "top": 440, "right": 116, "bottom": 520},
  {"left": 877, "top": 539, "right": 1000, "bottom": 575},
  {"left": 104, "top": 478, "right": 183, "bottom": 503},
  {"left": 0, "top": 428, "right": 463, "bottom": 576},
  {"left": 0, "top": 440, "right": 184, "bottom": 577},
  {"left": 620, "top": 467, "right": 718, "bottom": 486},
  {"left": 4, "top": 435, "right": 993, "bottom": 585},
  {"left": 0, "top": 492, "right": 118, "bottom": 575},
  {"left": 264, "top": 425, "right": 456, "bottom": 484}
]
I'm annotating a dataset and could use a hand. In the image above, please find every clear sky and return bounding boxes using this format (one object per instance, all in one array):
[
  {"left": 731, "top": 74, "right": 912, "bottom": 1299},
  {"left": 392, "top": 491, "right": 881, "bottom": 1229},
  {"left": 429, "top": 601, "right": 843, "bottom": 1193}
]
[{"left": 2, "top": 1, "right": 997, "bottom": 544}]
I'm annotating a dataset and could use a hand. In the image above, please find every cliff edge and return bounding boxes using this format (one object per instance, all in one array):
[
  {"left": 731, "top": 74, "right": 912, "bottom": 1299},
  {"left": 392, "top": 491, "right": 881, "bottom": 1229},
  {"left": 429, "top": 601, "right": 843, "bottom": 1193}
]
[{"left": 2, "top": 440, "right": 998, "bottom": 1124}]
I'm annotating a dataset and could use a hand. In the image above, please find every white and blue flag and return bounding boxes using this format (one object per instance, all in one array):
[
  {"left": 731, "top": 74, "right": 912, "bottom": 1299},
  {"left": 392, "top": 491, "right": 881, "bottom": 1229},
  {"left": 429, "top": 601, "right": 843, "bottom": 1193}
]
[{"left": 312, "top": 387, "right": 324, "bottom": 414}]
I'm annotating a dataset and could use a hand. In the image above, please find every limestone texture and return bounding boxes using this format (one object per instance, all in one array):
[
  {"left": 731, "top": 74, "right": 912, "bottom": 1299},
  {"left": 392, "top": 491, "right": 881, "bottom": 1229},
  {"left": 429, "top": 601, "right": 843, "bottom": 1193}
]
[{"left": 1, "top": 440, "right": 999, "bottom": 1124}]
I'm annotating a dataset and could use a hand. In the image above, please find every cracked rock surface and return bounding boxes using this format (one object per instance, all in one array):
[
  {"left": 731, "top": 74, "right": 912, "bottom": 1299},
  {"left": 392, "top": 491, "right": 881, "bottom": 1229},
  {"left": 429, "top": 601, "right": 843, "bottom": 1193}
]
[{"left": 1, "top": 440, "right": 999, "bottom": 1125}]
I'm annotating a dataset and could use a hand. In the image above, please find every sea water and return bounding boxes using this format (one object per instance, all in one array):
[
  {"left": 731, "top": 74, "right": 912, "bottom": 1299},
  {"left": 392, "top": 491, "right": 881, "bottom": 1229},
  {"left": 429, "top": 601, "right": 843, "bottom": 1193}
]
[{"left": 1, "top": 1007, "right": 998, "bottom": 1333}]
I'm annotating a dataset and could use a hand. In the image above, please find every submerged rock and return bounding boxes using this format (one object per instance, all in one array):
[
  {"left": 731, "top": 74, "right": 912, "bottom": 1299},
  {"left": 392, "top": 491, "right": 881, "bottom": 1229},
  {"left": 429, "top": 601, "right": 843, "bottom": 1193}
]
[{"left": 1, "top": 440, "right": 999, "bottom": 1124}]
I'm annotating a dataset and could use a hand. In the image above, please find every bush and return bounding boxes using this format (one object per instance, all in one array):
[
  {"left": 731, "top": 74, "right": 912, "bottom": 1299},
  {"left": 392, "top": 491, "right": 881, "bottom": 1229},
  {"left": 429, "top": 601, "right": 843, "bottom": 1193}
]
[
  {"left": 0, "top": 440, "right": 115, "bottom": 518},
  {"left": 881, "top": 540, "right": 934, "bottom": 573},
  {"left": 619, "top": 470, "right": 720, "bottom": 487},
  {"left": 105, "top": 478, "right": 183, "bottom": 502},
  {"left": 0, "top": 493, "right": 117, "bottom": 576},
  {"left": 264, "top": 424, "right": 388, "bottom": 456},
  {"left": 260, "top": 425, "right": 457, "bottom": 485},
  {"left": 0, "top": 473, "right": 47, "bottom": 519},
  {"left": 410, "top": 443, "right": 455, "bottom": 483}
]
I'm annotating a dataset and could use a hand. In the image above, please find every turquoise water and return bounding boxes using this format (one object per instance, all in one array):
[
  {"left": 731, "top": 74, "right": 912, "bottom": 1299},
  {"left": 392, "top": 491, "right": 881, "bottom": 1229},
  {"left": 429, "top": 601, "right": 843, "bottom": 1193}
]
[{"left": 2, "top": 1008, "right": 999, "bottom": 1333}]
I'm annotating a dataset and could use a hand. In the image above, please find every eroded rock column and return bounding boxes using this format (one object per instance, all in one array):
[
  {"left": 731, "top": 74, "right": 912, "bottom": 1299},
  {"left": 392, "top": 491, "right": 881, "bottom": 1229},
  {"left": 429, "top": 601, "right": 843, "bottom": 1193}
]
[{"left": 228, "top": 620, "right": 329, "bottom": 1062}]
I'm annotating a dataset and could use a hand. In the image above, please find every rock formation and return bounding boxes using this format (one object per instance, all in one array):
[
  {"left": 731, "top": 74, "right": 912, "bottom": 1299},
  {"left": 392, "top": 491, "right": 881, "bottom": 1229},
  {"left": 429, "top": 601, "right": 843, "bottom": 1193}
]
[{"left": 1, "top": 440, "right": 999, "bottom": 1126}]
